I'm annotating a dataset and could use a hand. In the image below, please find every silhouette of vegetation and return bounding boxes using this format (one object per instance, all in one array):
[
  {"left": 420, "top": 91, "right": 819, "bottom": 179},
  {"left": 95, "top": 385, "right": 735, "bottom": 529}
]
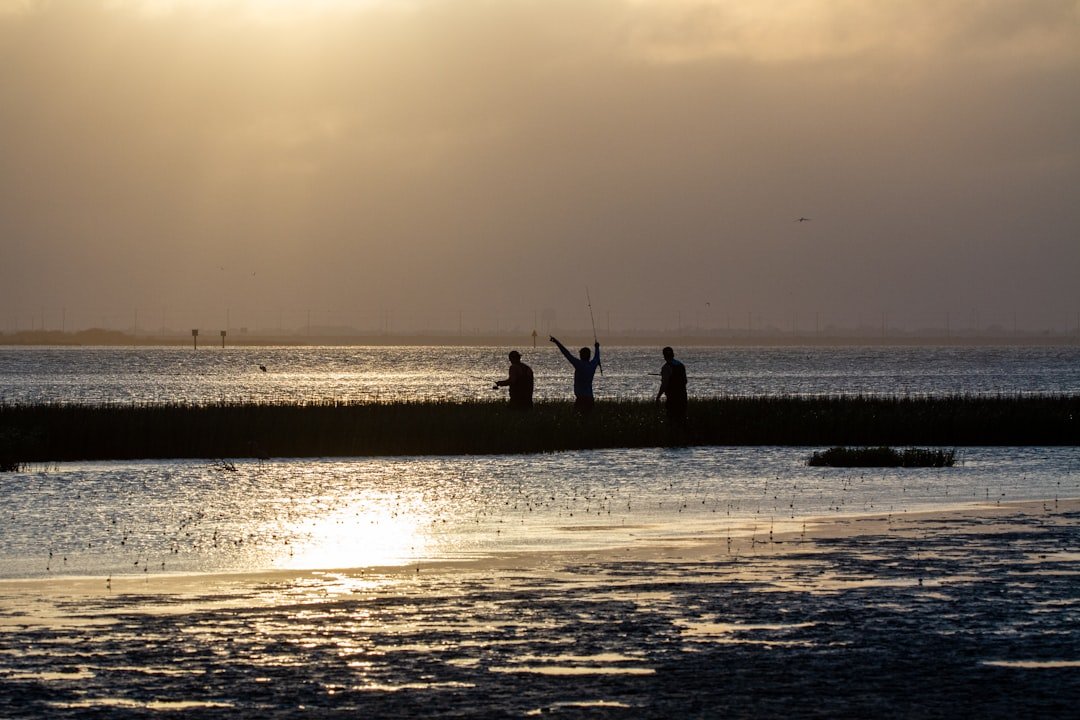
[
  {"left": 808, "top": 446, "right": 957, "bottom": 468},
  {"left": 0, "top": 427, "right": 35, "bottom": 472},
  {"left": 0, "top": 394, "right": 1076, "bottom": 462}
]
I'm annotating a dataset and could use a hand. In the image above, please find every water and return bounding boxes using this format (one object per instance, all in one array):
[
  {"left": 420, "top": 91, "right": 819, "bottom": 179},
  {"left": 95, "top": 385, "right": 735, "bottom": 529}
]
[
  {"left": 2, "top": 344, "right": 1078, "bottom": 581},
  {"left": 2, "top": 446, "right": 1078, "bottom": 580},
  {"left": 2, "top": 344, "right": 1079, "bottom": 405}
]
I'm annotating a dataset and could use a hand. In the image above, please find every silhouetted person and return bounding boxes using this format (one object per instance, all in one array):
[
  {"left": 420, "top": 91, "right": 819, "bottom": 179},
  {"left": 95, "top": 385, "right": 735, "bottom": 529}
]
[
  {"left": 495, "top": 350, "right": 534, "bottom": 410},
  {"left": 550, "top": 336, "right": 600, "bottom": 415},
  {"left": 656, "top": 346, "right": 687, "bottom": 423}
]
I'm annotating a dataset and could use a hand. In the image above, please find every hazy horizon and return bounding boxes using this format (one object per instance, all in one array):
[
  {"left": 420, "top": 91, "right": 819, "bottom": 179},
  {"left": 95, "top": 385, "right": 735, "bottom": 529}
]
[{"left": 2, "top": 0, "right": 1078, "bottom": 336}]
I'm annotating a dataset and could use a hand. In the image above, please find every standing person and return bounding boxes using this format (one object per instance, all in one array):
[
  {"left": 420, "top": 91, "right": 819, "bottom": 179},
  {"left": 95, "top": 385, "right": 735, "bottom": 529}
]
[
  {"left": 656, "top": 346, "right": 687, "bottom": 423},
  {"left": 550, "top": 336, "right": 601, "bottom": 415},
  {"left": 495, "top": 351, "right": 534, "bottom": 410}
]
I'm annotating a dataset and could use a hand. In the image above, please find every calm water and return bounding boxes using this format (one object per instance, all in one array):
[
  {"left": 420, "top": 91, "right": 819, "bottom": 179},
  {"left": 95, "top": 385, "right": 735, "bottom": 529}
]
[
  {"left": 1, "top": 344, "right": 1079, "bottom": 404},
  {"left": 2, "top": 446, "right": 1078, "bottom": 580},
  {"left": 2, "top": 345, "right": 1078, "bottom": 581}
]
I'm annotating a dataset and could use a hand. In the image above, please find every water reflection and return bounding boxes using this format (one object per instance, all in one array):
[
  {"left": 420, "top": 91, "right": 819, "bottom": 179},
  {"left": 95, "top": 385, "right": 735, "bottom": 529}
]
[
  {"left": 3, "top": 345, "right": 1079, "bottom": 405},
  {"left": 1, "top": 446, "right": 1078, "bottom": 580},
  {"left": 282, "top": 492, "right": 432, "bottom": 570}
]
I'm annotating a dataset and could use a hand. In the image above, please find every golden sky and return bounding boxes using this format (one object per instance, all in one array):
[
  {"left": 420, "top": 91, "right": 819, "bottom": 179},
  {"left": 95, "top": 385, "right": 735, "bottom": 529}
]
[{"left": 2, "top": 0, "right": 1078, "bottom": 333}]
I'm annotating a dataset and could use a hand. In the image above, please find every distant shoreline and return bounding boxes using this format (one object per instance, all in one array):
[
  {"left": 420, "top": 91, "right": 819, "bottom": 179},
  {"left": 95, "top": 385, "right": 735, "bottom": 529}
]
[{"left": 2, "top": 329, "right": 1078, "bottom": 348}]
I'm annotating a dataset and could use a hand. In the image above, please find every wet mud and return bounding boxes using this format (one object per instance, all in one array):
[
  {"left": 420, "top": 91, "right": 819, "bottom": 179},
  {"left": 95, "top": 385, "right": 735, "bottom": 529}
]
[{"left": 1, "top": 506, "right": 1078, "bottom": 718}]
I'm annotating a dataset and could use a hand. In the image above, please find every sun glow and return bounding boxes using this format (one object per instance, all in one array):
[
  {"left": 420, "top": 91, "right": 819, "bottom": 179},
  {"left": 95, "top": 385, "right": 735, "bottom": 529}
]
[
  {"left": 123, "top": 0, "right": 384, "bottom": 11},
  {"left": 87, "top": 0, "right": 392, "bottom": 20},
  {"left": 280, "top": 492, "right": 433, "bottom": 571},
  {"left": 0, "top": 0, "right": 390, "bottom": 19}
]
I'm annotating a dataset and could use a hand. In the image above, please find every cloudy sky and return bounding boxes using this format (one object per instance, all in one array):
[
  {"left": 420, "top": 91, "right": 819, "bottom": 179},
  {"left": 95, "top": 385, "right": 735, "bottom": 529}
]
[{"left": 1, "top": 0, "right": 1077, "bottom": 335}]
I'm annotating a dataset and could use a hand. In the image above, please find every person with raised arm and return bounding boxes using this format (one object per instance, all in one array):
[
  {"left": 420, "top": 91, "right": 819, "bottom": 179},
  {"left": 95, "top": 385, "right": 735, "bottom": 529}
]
[{"left": 550, "top": 336, "right": 600, "bottom": 416}]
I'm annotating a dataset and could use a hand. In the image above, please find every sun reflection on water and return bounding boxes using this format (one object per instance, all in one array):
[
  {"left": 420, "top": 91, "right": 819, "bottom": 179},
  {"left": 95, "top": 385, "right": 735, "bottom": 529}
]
[
  {"left": 277, "top": 491, "right": 433, "bottom": 570},
  {"left": 4, "top": 446, "right": 1080, "bottom": 580}
]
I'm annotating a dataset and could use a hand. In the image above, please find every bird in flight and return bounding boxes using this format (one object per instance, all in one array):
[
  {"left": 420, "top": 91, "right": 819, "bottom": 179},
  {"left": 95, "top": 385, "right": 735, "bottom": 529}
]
[{"left": 795, "top": 217, "right": 812, "bottom": 222}]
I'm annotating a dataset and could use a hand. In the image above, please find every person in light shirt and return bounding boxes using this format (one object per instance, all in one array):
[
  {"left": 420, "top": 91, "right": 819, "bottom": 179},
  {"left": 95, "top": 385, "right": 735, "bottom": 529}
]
[{"left": 550, "top": 336, "right": 600, "bottom": 416}]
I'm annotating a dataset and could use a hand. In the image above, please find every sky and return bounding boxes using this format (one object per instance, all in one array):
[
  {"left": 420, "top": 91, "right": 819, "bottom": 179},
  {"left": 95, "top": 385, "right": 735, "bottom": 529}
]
[{"left": 1, "top": 0, "right": 1078, "bottom": 336}]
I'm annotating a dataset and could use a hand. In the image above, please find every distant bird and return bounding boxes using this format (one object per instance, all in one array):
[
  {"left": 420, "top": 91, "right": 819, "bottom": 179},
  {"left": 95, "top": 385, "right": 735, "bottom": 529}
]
[
  {"left": 259, "top": 365, "right": 267, "bottom": 372},
  {"left": 796, "top": 217, "right": 812, "bottom": 222}
]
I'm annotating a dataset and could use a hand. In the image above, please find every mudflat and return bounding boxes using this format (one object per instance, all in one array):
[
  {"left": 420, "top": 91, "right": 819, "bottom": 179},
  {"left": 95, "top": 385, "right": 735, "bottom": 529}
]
[{"left": 1, "top": 499, "right": 1078, "bottom": 718}]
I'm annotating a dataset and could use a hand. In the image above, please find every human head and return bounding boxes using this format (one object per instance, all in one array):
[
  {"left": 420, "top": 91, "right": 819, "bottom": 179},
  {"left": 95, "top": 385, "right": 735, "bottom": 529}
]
[
  {"left": 508, "top": 351, "right": 521, "bottom": 364},
  {"left": 579, "top": 347, "right": 591, "bottom": 361},
  {"left": 662, "top": 346, "right": 674, "bottom": 361}
]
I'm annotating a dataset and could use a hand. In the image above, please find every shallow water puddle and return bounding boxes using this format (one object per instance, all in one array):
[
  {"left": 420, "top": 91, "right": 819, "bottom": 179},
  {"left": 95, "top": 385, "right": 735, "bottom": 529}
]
[
  {"left": 676, "top": 619, "right": 816, "bottom": 647},
  {"left": 982, "top": 660, "right": 1080, "bottom": 669},
  {"left": 350, "top": 681, "right": 477, "bottom": 692},
  {"left": 527, "top": 700, "right": 635, "bottom": 715},
  {"left": 514, "top": 652, "right": 645, "bottom": 664},
  {"left": 489, "top": 665, "right": 655, "bottom": 676},
  {"left": 49, "top": 699, "right": 235, "bottom": 711},
  {"left": 1022, "top": 551, "right": 1080, "bottom": 564},
  {"left": 6, "top": 669, "right": 95, "bottom": 681}
]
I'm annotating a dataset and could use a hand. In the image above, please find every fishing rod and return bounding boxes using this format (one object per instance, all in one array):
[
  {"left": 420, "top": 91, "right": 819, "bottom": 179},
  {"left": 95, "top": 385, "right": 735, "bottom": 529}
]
[
  {"left": 469, "top": 374, "right": 500, "bottom": 389},
  {"left": 586, "top": 286, "right": 602, "bottom": 375}
]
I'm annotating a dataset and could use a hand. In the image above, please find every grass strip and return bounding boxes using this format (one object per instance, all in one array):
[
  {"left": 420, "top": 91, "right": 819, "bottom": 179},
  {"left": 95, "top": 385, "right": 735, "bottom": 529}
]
[{"left": 1, "top": 395, "right": 1077, "bottom": 464}]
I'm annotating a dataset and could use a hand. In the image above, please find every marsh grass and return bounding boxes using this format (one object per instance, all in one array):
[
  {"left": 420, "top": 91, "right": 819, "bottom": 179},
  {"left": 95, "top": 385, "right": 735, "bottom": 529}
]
[
  {"left": 0, "top": 394, "right": 1076, "bottom": 462},
  {"left": 0, "top": 427, "right": 34, "bottom": 472},
  {"left": 808, "top": 446, "right": 957, "bottom": 468}
]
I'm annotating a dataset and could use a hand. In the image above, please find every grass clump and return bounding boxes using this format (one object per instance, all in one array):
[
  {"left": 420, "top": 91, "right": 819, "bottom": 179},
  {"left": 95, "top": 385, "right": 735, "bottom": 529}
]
[{"left": 808, "top": 446, "right": 957, "bottom": 468}]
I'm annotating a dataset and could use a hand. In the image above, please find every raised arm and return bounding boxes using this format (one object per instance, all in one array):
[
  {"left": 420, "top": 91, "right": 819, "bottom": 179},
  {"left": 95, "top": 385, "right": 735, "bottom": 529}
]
[{"left": 550, "top": 336, "right": 576, "bottom": 364}]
